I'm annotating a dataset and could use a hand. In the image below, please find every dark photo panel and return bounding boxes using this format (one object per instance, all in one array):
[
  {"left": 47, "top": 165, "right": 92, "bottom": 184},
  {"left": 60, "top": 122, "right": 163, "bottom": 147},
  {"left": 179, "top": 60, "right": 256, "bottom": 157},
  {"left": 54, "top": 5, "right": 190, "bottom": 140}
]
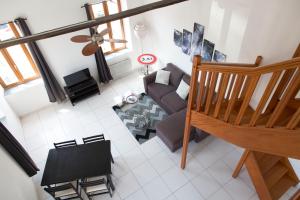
[
  {"left": 213, "top": 50, "right": 227, "bottom": 62},
  {"left": 202, "top": 39, "right": 215, "bottom": 61},
  {"left": 174, "top": 29, "right": 183, "bottom": 47},
  {"left": 182, "top": 29, "right": 192, "bottom": 55},
  {"left": 191, "top": 23, "right": 205, "bottom": 57}
]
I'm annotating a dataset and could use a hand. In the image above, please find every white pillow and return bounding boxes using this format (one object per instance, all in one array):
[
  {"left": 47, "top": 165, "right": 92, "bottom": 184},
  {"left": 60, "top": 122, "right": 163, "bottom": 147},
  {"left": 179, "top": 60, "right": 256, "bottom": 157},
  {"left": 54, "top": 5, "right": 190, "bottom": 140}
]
[
  {"left": 155, "top": 70, "right": 170, "bottom": 85},
  {"left": 176, "top": 79, "right": 190, "bottom": 100}
]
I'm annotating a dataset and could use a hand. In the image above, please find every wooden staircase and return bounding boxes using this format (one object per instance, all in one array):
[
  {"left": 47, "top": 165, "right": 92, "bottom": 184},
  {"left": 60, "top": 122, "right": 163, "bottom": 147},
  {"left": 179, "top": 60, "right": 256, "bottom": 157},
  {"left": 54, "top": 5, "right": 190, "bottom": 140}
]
[{"left": 180, "top": 44, "right": 300, "bottom": 200}]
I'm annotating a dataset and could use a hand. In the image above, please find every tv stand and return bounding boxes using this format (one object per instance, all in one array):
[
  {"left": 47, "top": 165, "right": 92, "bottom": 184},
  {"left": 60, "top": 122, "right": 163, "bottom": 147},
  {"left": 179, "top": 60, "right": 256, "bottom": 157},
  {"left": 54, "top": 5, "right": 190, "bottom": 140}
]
[{"left": 63, "top": 69, "right": 100, "bottom": 106}]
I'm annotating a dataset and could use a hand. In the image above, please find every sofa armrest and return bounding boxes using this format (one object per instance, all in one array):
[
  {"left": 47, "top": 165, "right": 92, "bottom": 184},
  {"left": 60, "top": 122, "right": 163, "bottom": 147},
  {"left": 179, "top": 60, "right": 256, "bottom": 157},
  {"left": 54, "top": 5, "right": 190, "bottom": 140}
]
[{"left": 143, "top": 71, "right": 157, "bottom": 94}]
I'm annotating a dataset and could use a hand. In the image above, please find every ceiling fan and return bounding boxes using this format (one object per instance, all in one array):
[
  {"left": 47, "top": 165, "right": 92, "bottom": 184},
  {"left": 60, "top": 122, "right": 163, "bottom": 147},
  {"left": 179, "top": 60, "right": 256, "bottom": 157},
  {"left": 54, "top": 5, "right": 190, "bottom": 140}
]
[{"left": 70, "top": 28, "right": 127, "bottom": 56}]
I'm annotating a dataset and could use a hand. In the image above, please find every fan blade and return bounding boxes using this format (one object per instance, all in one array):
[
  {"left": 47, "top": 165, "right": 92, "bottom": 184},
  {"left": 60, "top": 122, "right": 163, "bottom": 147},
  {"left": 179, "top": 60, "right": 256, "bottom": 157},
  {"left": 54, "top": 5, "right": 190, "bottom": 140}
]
[
  {"left": 104, "top": 39, "right": 128, "bottom": 43},
  {"left": 82, "top": 42, "right": 99, "bottom": 56},
  {"left": 98, "top": 28, "right": 110, "bottom": 37},
  {"left": 71, "top": 35, "right": 91, "bottom": 43}
]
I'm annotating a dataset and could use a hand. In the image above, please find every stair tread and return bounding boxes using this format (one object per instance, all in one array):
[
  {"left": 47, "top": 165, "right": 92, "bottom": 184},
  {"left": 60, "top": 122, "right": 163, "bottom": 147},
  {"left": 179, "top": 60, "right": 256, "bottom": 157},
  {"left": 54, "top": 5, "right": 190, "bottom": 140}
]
[
  {"left": 270, "top": 174, "right": 296, "bottom": 200},
  {"left": 257, "top": 154, "right": 282, "bottom": 174},
  {"left": 264, "top": 162, "right": 288, "bottom": 189}
]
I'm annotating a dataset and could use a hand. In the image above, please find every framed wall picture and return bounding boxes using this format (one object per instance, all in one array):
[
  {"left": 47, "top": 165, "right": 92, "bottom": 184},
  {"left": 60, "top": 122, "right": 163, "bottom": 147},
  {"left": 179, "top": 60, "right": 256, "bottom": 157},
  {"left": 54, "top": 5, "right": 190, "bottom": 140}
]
[
  {"left": 202, "top": 39, "right": 215, "bottom": 61},
  {"left": 174, "top": 29, "right": 183, "bottom": 47},
  {"left": 213, "top": 50, "right": 226, "bottom": 62},
  {"left": 182, "top": 29, "right": 192, "bottom": 55},
  {"left": 191, "top": 23, "right": 205, "bottom": 57}
]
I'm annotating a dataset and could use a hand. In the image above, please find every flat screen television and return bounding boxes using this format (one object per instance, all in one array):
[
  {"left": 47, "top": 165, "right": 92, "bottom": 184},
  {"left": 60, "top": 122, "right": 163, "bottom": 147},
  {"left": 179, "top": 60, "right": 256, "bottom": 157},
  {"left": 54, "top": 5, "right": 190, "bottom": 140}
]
[{"left": 63, "top": 68, "right": 91, "bottom": 87}]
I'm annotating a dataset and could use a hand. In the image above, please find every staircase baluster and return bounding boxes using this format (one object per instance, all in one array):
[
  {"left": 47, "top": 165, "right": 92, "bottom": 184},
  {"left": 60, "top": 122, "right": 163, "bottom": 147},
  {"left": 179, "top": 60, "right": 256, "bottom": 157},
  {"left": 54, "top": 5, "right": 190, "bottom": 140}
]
[
  {"left": 266, "top": 69, "right": 300, "bottom": 128},
  {"left": 266, "top": 68, "right": 297, "bottom": 112},
  {"left": 286, "top": 107, "right": 300, "bottom": 130},
  {"left": 235, "top": 75, "right": 260, "bottom": 125},
  {"left": 214, "top": 73, "right": 230, "bottom": 118},
  {"left": 203, "top": 72, "right": 212, "bottom": 108},
  {"left": 224, "top": 75, "right": 245, "bottom": 122},
  {"left": 225, "top": 74, "right": 237, "bottom": 100},
  {"left": 249, "top": 71, "right": 282, "bottom": 126},
  {"left": 196, "top": 70, "right": 207, "bottom": 112},
  {"left": 239, "top": 75, "right": 251, "bottom": 100},
  {"left": 205, "top": 72, "right": 219, "bottom": 115}
]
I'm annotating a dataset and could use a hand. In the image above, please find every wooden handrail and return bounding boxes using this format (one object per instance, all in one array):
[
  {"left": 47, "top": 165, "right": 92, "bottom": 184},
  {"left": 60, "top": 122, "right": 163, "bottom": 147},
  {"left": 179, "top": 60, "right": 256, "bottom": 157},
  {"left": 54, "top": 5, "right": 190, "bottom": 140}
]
[
  {"left": 201, "top": 55, "right": 263, "bottom": 68},
  {"left": 199, "top": 57, "right": 300, "bottom": 75},
  {"left": 293, "top": 43, "right": 300, "bottom": 58},
  {"left": 201, "top": 62, "right": 257, "bottom": 68}
]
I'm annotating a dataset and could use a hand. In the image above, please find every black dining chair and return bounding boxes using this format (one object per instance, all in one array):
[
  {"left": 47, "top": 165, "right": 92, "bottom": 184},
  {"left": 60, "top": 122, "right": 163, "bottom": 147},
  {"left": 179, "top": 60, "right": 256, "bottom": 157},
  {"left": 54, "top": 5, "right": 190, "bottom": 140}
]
[
  {"left": 82, "top": 134, "right": 105, "bottom": 144},
  {"left": 54, "top": 140, "right": 77, "bottom": 149},
  {"left": 44, "top": 183, "right": 83, "bottom": 200},
  {"left": 82, "top": 134, "right": 114, "bottom": 163},
  {"left": 80, "top": 178, "right": 112, "bottom": 200}
]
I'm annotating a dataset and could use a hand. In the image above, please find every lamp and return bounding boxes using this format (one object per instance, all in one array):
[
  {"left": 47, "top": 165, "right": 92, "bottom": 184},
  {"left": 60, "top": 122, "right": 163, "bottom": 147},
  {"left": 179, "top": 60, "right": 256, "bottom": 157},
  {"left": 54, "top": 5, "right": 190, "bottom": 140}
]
[
  {"left": 134, "top": 23, "right": 147, "bottom": 38},
  {"left": 134, "top": 23, "right": 147, "bottom": 53}
]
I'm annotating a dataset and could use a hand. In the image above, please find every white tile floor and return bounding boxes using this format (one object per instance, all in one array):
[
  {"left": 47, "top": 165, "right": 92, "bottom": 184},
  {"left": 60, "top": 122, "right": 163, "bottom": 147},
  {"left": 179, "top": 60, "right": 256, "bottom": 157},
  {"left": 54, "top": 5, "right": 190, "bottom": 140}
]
[{"left": 22, "top": 72, "right": 300, "bottom": 200}]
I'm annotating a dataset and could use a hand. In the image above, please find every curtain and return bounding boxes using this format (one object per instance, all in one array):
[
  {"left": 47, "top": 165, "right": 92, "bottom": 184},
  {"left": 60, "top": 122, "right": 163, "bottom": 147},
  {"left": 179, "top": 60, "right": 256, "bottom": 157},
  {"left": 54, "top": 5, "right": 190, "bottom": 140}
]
[
  {"left": 15, "top": 18, "right": 66, "bottom": 103},
  {"left": 0, "top": 122, "right": 39, "bottom": 177},
  {"left": 84, "top": 4, "right": 113, "bottom": 84}
]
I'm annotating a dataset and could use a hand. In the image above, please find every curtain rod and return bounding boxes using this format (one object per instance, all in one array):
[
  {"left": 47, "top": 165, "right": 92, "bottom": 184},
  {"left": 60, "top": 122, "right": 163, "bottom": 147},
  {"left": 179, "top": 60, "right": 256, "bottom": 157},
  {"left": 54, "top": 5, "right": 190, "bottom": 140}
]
[{"left": 0, "top": 18, "right": 27, "bottom": 26}]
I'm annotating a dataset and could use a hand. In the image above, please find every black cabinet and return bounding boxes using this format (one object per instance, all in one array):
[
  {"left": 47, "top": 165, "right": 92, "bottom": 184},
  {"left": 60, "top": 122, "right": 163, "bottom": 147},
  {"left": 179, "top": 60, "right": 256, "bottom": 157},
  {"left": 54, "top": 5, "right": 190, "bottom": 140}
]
[{"left": 63, "top": 68, "right": 100, "bottom": 106}]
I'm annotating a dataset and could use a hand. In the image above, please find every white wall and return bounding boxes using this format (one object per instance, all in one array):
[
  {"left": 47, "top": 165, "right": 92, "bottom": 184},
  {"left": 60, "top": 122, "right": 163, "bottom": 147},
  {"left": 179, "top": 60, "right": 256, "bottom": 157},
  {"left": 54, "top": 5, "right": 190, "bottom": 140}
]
[
  {"left": 145, "top": 0, "right": 300, "bottom": 72},
  {"left": 0, "top": 0, "right": 149, "bottom": 116},
  {"left": 143, "top": 0, "right": 300, "bottom": 72},
  {"left": 0, "top": 87, "right": 25, "bottom": 144},
  {"left": 142, "top": 0, "right": 300, "bottom": 107},
  {"left": 4, "top": 79, "right": 50, "bottom": 117},
  {"left": 0, "top": 86, "right": 39, "bottom": 200},
  {"left": 0, "top": 146, "right": 39, "bottom": 200}
]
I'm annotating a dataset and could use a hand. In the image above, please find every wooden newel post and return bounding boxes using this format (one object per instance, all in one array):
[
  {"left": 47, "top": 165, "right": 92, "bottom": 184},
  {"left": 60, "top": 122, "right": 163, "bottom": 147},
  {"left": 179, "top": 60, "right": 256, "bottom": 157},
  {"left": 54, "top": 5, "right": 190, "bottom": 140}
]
[{"left": 181, "top": 55, "right": 201, "bottom": 169}]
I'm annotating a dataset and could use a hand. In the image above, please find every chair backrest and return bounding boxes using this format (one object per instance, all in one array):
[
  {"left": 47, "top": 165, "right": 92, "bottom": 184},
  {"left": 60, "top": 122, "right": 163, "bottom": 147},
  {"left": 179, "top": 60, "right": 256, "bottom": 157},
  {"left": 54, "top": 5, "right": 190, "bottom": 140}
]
[
  {"left": 54, "top": 140, "right": 77, "bottom": 149},
  {"left": 80, "top": 178, "right": 110, "bottom": 195},
  {"left": 44, "top": 183, "right": 75, "bottom": 197},
  {"left": 82, "top": 134, "right": 105, "bottom": 144}
]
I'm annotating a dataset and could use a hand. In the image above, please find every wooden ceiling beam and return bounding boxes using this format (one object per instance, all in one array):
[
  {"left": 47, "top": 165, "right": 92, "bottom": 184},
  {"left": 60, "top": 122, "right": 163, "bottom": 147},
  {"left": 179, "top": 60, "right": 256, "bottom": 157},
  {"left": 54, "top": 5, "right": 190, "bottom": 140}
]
[{"left": 0, "top": 0, "right": 188, "bottom": 49}]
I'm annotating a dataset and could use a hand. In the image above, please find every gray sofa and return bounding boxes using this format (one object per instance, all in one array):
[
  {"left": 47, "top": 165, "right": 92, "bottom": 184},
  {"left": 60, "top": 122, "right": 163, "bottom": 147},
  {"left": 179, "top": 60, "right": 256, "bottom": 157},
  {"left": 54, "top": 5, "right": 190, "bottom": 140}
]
[{"left": 144, "top": 63, "right": 208, "bottom": 152}]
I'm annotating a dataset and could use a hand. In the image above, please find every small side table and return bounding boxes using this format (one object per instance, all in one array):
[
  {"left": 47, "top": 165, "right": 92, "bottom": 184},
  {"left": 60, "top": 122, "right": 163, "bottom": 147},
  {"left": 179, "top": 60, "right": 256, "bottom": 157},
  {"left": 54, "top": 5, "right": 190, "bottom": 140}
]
[{"left": 137, "top": 54, "right": 157, "bottom": 75}]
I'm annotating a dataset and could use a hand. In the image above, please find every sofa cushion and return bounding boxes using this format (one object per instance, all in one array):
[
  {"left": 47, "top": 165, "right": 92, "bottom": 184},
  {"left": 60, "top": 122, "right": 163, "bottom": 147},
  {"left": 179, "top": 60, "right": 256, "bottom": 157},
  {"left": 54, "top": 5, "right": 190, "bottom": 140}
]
[
  {"left": 161, "top": 91, "right": 187, "bottom": 114},
  {"left": 147, "top": 83, "right": 175, "bottom": 103},
  {"left": 164, "top": 63, "right": 184, "bottom": 87},
  {"left": 155, "top": 70, "right": 171, "bottom": 85},
  {"left": 176, "top": 79, "right": 190, "bottom": 100},
  {"left": 156, "top": 109, "right": 194, "bottom": 152}
]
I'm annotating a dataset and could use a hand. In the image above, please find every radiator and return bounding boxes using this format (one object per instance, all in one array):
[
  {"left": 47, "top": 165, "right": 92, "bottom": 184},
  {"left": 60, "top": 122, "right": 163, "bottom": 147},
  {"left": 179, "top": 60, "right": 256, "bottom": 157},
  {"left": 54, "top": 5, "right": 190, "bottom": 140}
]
[{"left": 108, "top": 58, "right": 132, "bottom": 79}]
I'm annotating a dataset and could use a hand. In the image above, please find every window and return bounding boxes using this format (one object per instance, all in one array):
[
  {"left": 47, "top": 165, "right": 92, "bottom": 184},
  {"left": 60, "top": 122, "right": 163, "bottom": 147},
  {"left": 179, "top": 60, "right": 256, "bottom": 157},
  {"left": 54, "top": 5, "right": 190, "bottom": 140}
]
[
  {"left": 0, "top": 22, "right": 40, "bottom": 89},
  {"left": 89, "top": 0, "right": 126, "bottom": 55}
]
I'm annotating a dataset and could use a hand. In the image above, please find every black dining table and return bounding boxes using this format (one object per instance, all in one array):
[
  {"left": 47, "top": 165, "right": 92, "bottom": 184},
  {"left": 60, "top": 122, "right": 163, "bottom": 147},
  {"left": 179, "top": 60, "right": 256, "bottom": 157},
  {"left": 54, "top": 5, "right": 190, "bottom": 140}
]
[{"left": 41, "top": 141, "right": 114, "bottom": 190}]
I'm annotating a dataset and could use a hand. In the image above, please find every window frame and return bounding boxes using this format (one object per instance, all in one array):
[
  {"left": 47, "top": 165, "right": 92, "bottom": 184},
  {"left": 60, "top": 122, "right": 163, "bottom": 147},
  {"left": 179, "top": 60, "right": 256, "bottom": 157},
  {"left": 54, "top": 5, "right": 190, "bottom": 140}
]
[
  {"left": 0, "top": 22, "right": 40, "bottom": 89},
  {"left": 89, "top": 0, "right": 127, "bottom": 55}
]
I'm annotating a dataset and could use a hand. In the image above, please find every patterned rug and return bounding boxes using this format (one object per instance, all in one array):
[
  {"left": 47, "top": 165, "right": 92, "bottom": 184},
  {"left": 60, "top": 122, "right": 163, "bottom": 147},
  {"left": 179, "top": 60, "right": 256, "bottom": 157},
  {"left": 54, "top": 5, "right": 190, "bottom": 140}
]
[{"left": 113, "top": 93, "right": 168, "bottom": 144}]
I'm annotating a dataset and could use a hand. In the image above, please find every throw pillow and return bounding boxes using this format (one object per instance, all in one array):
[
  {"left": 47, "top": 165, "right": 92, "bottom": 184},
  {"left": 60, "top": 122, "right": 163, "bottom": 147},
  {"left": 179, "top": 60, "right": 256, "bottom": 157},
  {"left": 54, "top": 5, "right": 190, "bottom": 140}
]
[
  {"left": 176, "top": 79, "right": 190, "bottom": 100},
  {"left": 155, "top": 70, "right": 171, "bottom": 85}
]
